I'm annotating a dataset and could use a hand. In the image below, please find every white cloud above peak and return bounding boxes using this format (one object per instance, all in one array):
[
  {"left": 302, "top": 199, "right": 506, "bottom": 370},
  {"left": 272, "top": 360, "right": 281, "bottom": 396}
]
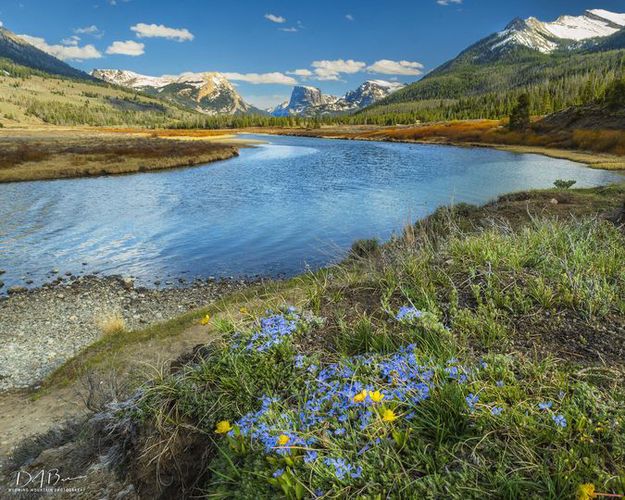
[
  {"left": 222, "top": 72, "right": 297, "bottom": 85},
  {"left": 367, "top": 59, "right": 424, "bottom": 75},
  {"left": 106, "top": 40, "right": 145, "bottom": 56},
  {"left": 265, "top": 13, "right": 286, "bottom": 24},
  {"left": 18, "top": 34, "right": 102, "bottom": 61},
  {"left": 437, "top": 0, "right": 462, "bottom": 5},
  {"left": 131, "top": 23, "right": 194, "bottom": 42},
  {"left": 311, "top": 59, "right": 366, "bottom": 80}
]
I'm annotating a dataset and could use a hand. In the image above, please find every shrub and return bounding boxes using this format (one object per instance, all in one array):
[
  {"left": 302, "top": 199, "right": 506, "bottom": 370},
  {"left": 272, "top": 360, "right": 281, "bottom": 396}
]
[
  {"left": 553, "top": 179, "right": 577, "bottom": 190},
  {"left": 97, "top": 312, "right": 126, "bottom": 336}
]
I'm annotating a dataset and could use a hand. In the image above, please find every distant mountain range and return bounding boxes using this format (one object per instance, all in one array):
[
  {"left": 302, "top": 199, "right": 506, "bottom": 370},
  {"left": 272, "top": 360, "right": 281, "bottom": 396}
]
[
  {"left": 369, "top": 9, "right": 625, "bottom": 117},
  {"left": 271, "top": 80, "right": 404, "bottom": 117},
  {"left": 0, "top": 26, "right": 91, "bottom": 80},
  {"left": 91, "top": 69, "right": 265, "bottom": 115}
]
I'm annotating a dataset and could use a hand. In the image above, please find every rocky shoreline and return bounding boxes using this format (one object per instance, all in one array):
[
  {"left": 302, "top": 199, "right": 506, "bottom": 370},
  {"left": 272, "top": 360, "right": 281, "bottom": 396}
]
[{"left": 0, "top": 274, "right": 255, "bottom": 392}]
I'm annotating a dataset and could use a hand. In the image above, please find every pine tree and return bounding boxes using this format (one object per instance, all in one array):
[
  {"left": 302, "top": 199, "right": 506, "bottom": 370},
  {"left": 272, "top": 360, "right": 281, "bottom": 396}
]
[{"left": 509, "top": 94, "right": 531, "bottom": 131}]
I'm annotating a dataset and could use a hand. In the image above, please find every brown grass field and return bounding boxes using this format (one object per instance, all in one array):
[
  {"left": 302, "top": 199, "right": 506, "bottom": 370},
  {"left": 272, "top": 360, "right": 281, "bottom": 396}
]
[{"left": 0, "top": 129, "right": 240, "bottom": 183}]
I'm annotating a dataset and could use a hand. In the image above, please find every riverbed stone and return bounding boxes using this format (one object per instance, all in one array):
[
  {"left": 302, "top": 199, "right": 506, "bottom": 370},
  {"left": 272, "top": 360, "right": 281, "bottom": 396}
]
[{"left": 0, "top": 275, "right": 255, "bottom": 392}]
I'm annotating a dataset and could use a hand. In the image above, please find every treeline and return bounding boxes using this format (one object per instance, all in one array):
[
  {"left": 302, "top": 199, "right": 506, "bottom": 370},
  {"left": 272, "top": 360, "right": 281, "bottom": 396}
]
[{"left": 357, "top": 49, "right": 625, "bottom": 124}]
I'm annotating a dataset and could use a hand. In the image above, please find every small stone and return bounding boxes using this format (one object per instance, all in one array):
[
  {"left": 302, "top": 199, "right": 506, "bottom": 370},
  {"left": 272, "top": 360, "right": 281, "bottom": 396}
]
[
  {"left": 69, "top": 315, "right": 78, "bottom": 322},
  {"left": 7, "top": 286, "right": 27, "bottom": 295},
  {"left": 57, "top": 293, "right": 65, "bottom": 299},
  {"left": 121, "top": 277, "right": 134, "bottom": 290},
  {"left": 550, "top": 198, "right": 558, "bottom": 205},
  {"left": 25, "top": 280, "right": 33, "bottom": 285},
  {"left": 0, "top": 281, "right": 4, "bottom": 289},
  {"left": 52, "top": 268, "right": 59, "bottom": 274},
  {"left": 0, "top": 269, "right": 5, "bottom": 275}
]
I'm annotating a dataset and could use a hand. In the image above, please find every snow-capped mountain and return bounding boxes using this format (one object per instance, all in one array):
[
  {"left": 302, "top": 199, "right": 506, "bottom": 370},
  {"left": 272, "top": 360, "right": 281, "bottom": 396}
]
[
  {"left": 272, "top": 86, "right": 339, "bottom": 117},
  {"left": 272, "top": 80, "right": 404, "bottom": 116},
  {"left": 342, "top": 80, "right": 405, "bottom": 108},
  {"left": 92, "top": 69, "right": 258, "bottom": 115},
  {"left": 489, "top": 9, "right": 625, "bottom": 55}
]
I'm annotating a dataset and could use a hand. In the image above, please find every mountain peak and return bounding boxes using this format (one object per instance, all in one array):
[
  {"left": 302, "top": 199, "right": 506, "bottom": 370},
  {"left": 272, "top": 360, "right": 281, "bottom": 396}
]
[
  {"left": 92, "top": 69, "right": 255, "bottom": 115},
  {"left": 272, "top": 80, "right": 404, "bottom": 116},
  {"left": 493, "top": 8, "right": 625, "bottom": 55}
]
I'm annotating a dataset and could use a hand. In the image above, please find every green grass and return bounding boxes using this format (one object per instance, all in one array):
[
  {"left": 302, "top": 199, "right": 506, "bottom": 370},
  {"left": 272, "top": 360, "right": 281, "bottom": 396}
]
[{"left": 98, "top": 188, "right": 625, "bottom": 498}]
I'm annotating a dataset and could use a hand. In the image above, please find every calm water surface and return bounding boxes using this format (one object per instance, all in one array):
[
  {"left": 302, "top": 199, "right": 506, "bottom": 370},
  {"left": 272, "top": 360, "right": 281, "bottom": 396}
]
[{"left": 0, "top": 134, "right": 622, "bottom": 289}]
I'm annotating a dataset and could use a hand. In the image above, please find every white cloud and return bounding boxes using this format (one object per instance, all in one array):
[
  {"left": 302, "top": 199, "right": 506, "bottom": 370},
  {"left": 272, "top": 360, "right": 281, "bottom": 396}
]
[
  {"left": 279, "top": 27, "right": 298, "bottom": 32},
  {"left": 106, "top": 40, "right": 145, "bottom": 56},
  {"left": 311, "top": 59, "right": 366, "bottom": 80},
  {"left": 74, "top": 25, "right": 103, "bottom": 38},
  {"left": 437, "top": 0, "right": 462, "bottom": 5},
  {"left": 346, "top": 14, "right": 354, "bottom": 21},
  {"left": 131, "top": 23, "right": 194, "bottom": 42},
  {"left": 222, "top": 72, "right": 297, "bottom": 85},
  {"left": 61, "top": 35, "right": 81, "bottom": 46},
  {"left": 367, "top": 59, "right": 424, "bottom": 76},
  {"left": 264, "top": 13, "right": 286, "bottom": 24},
  {"left": 288, "top": 69, "right": 313, "bottom": 77},
  {"left": 18, "top": 34, "right": 102, "bottom": 61},
  {"left": 245, "top": 94, "right": 290, "bottom": 109},
  {"left": 0, "top": 21, "right": 3, "bottom": 28}
]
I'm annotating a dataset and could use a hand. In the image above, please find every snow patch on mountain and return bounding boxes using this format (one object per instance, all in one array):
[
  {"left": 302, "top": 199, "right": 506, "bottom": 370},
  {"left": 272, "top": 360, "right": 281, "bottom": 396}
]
[
  {"left": 92, "top": 69, "right": 254, "bottom": 115},
  {"left": 271, "top": 80, "right": 404, "bottom": 116},
  {"left": 492, "top": 9, "right": 625, "bottom": 54}
]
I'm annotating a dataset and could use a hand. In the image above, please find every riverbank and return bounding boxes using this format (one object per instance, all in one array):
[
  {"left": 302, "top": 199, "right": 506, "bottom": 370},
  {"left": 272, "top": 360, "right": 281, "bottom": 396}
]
[
  {"left": 244, "top": 122, "right": 625, "bottom": 170},
  {"left": 2, "top": 183, "right": 623, "bottom": 498},
  {"left": 0, "top": 128, "right": 241, "bottom": 183},
  {"left": 0, "top": 274, "right": 255, "bottom": 392}
]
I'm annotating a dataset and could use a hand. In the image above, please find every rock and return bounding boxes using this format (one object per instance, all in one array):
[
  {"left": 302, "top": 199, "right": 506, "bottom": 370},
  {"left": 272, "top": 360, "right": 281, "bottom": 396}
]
[
  {"left": 7, "top": 286, "right": 27, "bottom": 295},
  {"left": 121, "top": 277, "right": 135, "bottom": 290},
  {"left": 25, "top": 279, "right": 33, "bottom": 285},
  {"left": 0, "top": 269, "right": 5, "bottom": 275},
  {"left": 51, "top": 268, "right": 59, "bottom": 274},
  {"left": 550, "top": 198, "right": 559, "bottom": 205},
  {"left": 0, "top": 281, "right": 3, "bottom": 289}
]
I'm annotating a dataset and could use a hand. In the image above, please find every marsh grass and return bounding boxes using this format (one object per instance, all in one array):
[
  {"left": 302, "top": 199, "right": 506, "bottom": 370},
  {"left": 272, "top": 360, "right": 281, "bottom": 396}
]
[{"left": 0, "top": 133, "right": 238, "bottom": 182}]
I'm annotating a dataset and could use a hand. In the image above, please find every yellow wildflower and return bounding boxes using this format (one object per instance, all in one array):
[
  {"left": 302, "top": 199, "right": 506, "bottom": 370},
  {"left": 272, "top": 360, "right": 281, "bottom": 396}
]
[
  {"left": 240, "top": 307, "right": 248, "bottom": 314},
  {"left": 215, "top": 420, "right": 232, "bottom": 434},
  {"left": 369, "top": 390, "right": 385, "bottom": 403},
  {"left": 199, "top": 314, "right": 211, "bottom": 325},
  {"left": 382, "top": 409, "right": 398, "bottom": 422},
  {"left": 277, "top": 434, "right": 290, "bottom": 446},
  {"left": 353, "top": 390, "right": 368, "bottom": 403},
  {"left": 578, "top": 484, "right": 596, "bottom": 500}
]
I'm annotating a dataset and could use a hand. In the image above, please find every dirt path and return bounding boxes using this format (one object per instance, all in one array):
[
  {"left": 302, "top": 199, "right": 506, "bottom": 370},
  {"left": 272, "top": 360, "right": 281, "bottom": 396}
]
[{"left": 0, "top": 323, "right": 211, "bottom": 460}]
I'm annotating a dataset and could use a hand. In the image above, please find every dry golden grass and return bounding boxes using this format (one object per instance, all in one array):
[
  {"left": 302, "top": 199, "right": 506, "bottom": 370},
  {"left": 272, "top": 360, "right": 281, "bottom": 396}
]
[
  {"left": 0, "top": 131, "right": 239, "bottom": 182},
  {"left": 97, "top": 312, "right": 126, "bottom": 336}
]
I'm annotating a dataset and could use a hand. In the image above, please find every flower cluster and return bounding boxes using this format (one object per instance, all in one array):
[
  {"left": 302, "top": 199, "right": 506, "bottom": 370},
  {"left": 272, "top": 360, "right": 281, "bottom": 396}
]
[
  {"left": 233, "top": 307, "right": 301, "bottom": 353},
  {"left": 395, "top": 306, "right": 423, "bottom": 322}
]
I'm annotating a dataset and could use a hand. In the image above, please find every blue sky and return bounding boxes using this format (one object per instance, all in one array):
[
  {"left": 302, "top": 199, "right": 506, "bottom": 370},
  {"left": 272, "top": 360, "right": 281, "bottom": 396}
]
[{"left": 1, "top": 0, "right": 624, "bottom": 108}]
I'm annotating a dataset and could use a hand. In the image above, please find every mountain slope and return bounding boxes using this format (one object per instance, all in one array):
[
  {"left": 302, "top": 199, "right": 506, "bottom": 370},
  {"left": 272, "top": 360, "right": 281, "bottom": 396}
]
[
  {"left": 364, "top": 9, "right": 625, "bottom": 122},
  {"left": 92, "top": 70, "right": 264, "bottom": 115},
  {"left": 0, "top": 26, "right": 90, "bottom": 80},
  {"left": 0, "top": 59, "right": 204, "bottom": 128}
]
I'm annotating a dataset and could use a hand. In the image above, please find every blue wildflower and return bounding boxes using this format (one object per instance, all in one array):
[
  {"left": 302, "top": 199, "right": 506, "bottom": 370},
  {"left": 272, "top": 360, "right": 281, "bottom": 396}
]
[
  {"left": 273, "top": 468, "right": 284, "bottom": 478},
  {"left": 538, "top": 401, "right": 553, "bottom": 410},
  {"left": 395, "top": 306, "right": 423, "bottom": 321},
  {"left": 304, "top": 451, "right": 318, "bottom": 463},
  {"left": 496, "top": 380, "right": 505, "bottom": 387},
  {"left": 552, "top": 414, "right": 567, "bottom": 428},
  {"left": 491, "top": 406, "right": 504, "bottom": 416},
  {"left": 466, "top": 393, "right": 479, "bottom": 409}
]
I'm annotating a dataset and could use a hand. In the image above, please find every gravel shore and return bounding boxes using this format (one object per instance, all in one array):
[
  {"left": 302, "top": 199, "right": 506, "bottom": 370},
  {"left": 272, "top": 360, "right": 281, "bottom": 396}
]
[{"left": 0, "top": 275, "right": 252, "bottom": 392}]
